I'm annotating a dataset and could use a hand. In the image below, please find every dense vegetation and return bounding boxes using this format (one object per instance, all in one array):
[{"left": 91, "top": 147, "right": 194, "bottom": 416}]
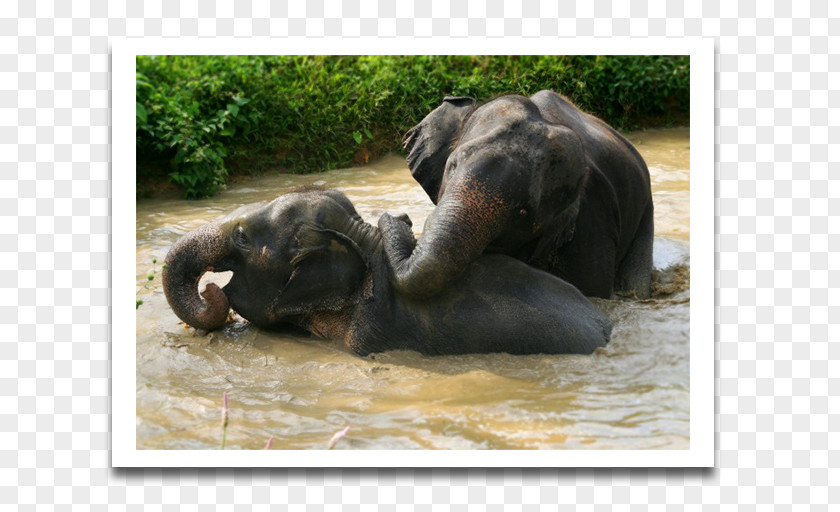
[{"left": 136, "top": 55, "right": 689, "bottom": 198}]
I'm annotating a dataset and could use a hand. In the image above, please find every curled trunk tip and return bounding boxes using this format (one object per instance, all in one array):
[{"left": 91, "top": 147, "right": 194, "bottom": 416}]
[{"left": 162, "top": 223, "right": 231, "bottom": 331}]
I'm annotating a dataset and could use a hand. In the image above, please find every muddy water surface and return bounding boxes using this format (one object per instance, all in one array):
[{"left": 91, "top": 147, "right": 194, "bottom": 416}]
[{"left": 135, "top": 128, "right": 690, "bottom": 450}]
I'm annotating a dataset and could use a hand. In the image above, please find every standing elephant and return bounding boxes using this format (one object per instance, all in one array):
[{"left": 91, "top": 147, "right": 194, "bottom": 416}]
[
  {"left": 162, "top": 188, "right": 612, "bottom": 356},
  {"left": 379, "top": 90, "right": 653, "bottom": 300}
]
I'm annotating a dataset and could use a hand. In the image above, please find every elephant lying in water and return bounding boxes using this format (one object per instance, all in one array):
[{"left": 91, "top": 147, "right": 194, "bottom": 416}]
[
  {"left": 162, "top": 188, "right": 612, "bottom": 356},
  {"left": 380, "top": 90, "right": 653, "bottom": 300}
]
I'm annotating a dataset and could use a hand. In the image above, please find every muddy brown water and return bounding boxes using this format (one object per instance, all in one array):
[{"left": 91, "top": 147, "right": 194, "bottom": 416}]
[{"left": 135, "top": 127, "right": 690, "bottom": 450}]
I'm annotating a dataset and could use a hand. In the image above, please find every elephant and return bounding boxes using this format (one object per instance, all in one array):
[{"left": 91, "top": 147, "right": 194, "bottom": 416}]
[
  {"left": 162, "top": 188, "right": 612, "bottom": 356},
  {"left": 379, "top": 90, "right": 653, "bottom": 300}
]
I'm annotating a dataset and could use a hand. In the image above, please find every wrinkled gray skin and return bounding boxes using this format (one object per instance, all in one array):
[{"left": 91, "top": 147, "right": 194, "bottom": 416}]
[
  {"left": 380, "top": 90, "right": 653, "bottom": 300},
  {"left": 162, "top": 188, "right": 612, "bottom": 356}
]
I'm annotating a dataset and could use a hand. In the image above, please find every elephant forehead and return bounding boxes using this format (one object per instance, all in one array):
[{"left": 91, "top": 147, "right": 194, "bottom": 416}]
[
  {"left": 267, "top": 191, "right": 341, "bottom": 220},
  {"left": 459, "top": 121, "right": 541, "bottom": 153},
  {"left": 452, "top": 133, "right": 530, "bottom": 165},
  {"left": 456, "top": 124, "right": 557, "bottom": 170},
  {"left": 266, "top": 194, "right": 300, "bottom": 214},
  {"left": 223, "top": 201, "right": 268, "bottom": 223},
  {"left": 265, "top": 199, "right": 320, "bottom": 228},
  {"left": 466, "top": 96, "right": 537, "bottom": 127}
]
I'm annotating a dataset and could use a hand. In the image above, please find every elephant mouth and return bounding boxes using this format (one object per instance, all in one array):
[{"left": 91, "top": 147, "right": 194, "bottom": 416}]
[{"left": 220, "top": 270, "right": 294, "bottom": 328}]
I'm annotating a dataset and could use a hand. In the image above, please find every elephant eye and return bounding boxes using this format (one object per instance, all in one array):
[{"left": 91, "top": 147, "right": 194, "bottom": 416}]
[{"left": 233, "top": 226, "right": 251, "bottom": 252}]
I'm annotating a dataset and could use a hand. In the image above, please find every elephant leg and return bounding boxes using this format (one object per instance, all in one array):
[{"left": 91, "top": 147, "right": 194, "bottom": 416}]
[{"left": 615, "top": 202, "right": 653, "bottom": 299}]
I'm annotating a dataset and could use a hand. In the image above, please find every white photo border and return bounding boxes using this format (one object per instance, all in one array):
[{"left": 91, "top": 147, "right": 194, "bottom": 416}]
[{"left": 113, "top": 37, "right": 715, "bottom": 467}]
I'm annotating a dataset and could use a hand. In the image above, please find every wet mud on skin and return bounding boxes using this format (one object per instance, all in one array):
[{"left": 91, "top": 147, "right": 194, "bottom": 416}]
[{"left": 135, "top": 128, "right": 691, "bottom": 450}]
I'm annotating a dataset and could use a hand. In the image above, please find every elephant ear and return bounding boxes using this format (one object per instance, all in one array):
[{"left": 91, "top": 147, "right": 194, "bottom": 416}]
[
  {"left": 403, "top": 96, "right": 476, "bottom": 204},
  {"left": 269, "top": 226, "right": 368, "bottom": 317}
]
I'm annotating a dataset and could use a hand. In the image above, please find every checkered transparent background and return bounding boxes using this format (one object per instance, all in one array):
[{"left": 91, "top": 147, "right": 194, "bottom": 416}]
[{"left": 1, "top": 0, "right": 837, "bottom": 509}]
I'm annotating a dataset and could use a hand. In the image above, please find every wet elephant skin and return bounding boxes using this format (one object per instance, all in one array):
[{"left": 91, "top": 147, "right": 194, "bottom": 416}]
[
  {"left": 383, "top": 90, "right": 654, "bottom": 300},
  {"left": 162, "top": 188, "right": 612, "bottom": 356}
]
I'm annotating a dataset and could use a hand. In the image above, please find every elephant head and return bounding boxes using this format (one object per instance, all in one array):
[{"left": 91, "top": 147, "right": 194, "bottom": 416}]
[
  {"left": 382, "top": 94, "right": 588, "bottom": 299},
  {"left": 162, "top": 188, "right": 378, "bottom": 330}
]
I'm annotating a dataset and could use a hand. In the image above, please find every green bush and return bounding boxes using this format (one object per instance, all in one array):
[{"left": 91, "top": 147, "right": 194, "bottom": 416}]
[
  {"left": 136, "top": 61, "right": 264, "bottom": 198},
  {"left": 136, "top": 55, "right": 689, "bottom": 199}
]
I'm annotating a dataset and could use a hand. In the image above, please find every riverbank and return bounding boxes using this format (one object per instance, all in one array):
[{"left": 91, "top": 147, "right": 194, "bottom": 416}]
[{"left": 136, "top": 55, "right": 690, "bottom": 198}]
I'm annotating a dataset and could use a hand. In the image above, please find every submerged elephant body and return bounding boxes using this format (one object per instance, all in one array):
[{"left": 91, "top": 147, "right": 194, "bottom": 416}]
[
  {"left": 345, "top": 253, "right": 611, "bottom": 356},
  {"left": 163, "top": 189, "right": 611, "bottom": 356},
  {"left": 382, "top": 90, "right": 653, "bottom": 300}
]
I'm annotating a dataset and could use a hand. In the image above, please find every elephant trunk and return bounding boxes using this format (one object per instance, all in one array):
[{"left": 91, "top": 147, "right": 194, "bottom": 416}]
[
  {"left": 340, "top": 215, "right": 383, "bottom": 256},
  {"left": 162, "top": 221, "right": 231, "bottom": 330}
]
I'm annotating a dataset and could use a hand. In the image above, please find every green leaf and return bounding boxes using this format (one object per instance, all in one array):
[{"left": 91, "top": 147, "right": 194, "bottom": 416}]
[
  {"left": 136, "top": 102, "right": 147, "bottom": 125},
  {"left": 352, "top": 131, "right": 362, "bottom": 145},
  {"left": 227, "top": 104, "right": 239, "bottom": 117}
]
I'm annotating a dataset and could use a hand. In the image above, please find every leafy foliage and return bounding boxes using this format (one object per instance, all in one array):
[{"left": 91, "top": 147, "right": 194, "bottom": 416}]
[{"left": 136, "top": 55, "right": 689, "bottom": 198}]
